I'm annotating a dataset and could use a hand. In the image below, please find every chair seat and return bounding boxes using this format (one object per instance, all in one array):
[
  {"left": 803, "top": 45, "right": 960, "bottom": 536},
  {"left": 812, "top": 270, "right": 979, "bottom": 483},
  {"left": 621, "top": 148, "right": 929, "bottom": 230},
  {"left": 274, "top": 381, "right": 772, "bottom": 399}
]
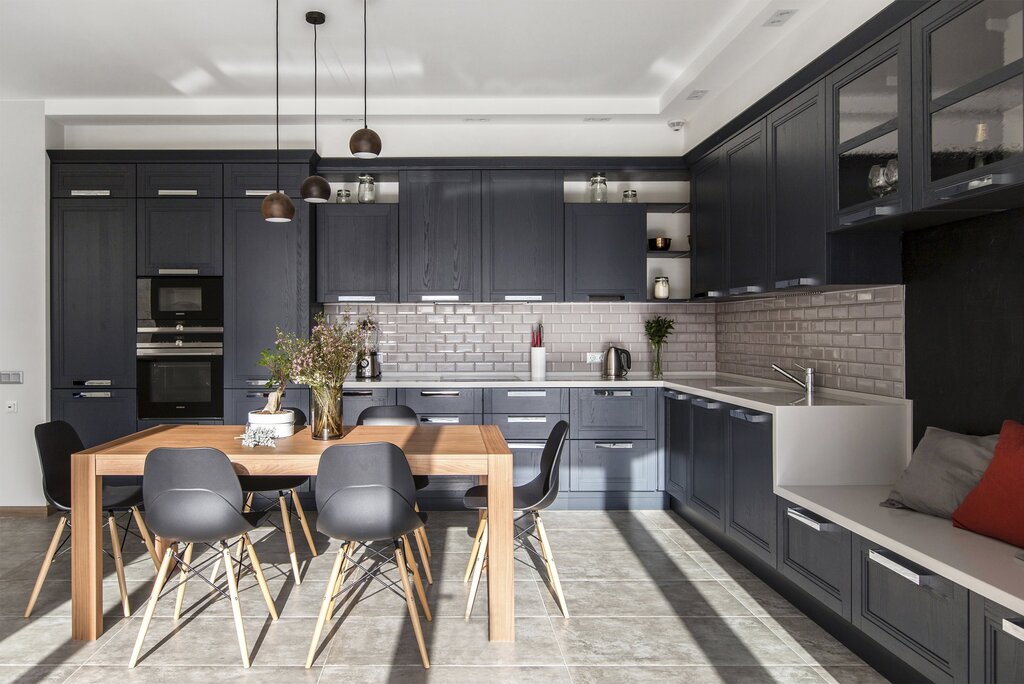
[
  {"left": 238, "top": 476, "right": 310, "bottom": 492},
  {"left": 462, "top": 483, "right": 545, "bottom": 512}
]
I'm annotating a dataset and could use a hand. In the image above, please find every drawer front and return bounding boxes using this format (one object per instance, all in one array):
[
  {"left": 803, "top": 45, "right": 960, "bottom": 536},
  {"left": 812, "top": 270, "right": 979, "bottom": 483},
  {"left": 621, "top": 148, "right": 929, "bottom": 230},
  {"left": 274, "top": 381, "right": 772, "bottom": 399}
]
[
  {"left": 777, "top": 500, "right": 852, "bottom": 620},
  {"left": 138, "top": 163, "right": 223, "bottom": 197},
  {"left": 726, "top": 408, "right": 776, "bottom": 566},
  {"left": 970, "top": 595, "right": 1024, "bottom": 684},
  {"left": 415, "top": 413, "right": 481, "bottom": 427},
  {"left": 487, "top": 413, "right": 565, "bottom": 440},
  {"left": 399, "top": 388, "right": 482, "bottom": 415},
  {"left": 508, "top": 439, "right": 569, "bottom": 490},
  {"left": 485, "top": 387, "right": 568, "bottom": 414},
  {"left": 570, "top": 387, "right": 655, "bottom": 439},
  {"left": 224, "top": 163, "right": 310, "bottom": 198},
  {"left": 852, "top": 536, "right": 969, "bottom": 683},
  {"left": 342, "top": 388, "right": 396, "bottom": 425},
  {"left": 53, "top": 164, "right": 135, "bottom": 198},
  {"left": 570, "top": 439, "right": 657, "bottom": 492}
]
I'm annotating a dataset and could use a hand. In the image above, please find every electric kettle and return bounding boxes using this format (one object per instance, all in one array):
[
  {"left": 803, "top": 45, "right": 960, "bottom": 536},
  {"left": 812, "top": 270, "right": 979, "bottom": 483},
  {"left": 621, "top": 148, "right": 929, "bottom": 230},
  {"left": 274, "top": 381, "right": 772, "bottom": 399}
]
[{"left": 603, "top": 346, "right": 631, "bottom": 379}]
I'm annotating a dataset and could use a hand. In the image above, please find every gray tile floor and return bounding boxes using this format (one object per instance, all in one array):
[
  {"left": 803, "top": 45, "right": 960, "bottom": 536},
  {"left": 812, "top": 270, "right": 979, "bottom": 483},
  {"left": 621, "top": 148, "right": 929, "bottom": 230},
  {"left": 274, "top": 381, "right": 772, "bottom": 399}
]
[{"left": 0, "top": 508, "right": 888, "bottom": 683}]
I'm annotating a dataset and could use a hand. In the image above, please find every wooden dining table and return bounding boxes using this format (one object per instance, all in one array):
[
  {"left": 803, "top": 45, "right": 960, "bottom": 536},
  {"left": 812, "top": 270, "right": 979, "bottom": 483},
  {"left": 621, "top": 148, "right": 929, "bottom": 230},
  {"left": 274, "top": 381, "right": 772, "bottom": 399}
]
[{"left": 70, "top": 423, "right": 515, "bottom": 642}]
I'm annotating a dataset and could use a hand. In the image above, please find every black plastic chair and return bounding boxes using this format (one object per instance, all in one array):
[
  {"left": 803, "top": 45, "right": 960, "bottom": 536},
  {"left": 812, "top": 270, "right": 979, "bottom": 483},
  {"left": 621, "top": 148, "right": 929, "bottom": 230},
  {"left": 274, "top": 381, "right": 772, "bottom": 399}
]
[
  {"left": 356, "top": 404, "right": 433, "bottom": 583},
  {"left": 129, "top": 447, "right": 279, "bottom": 669},
  {"left": 305, "top": 442, "right": 431, "bottom": 670},
  {"left": 237, "top": 407, "right": 317, "bottom": 584},
  {"left": 463, "top": 420, "right": 569, "bottom": 619},
  {"left": 26, "top": 421, "right": 158, "bottom": 619}
]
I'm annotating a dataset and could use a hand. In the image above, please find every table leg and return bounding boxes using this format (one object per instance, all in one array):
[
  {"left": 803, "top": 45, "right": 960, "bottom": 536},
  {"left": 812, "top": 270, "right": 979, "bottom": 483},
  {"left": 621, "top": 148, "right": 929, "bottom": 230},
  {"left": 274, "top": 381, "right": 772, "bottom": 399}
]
[
  {"left": 486, "top": 451, "right": 514, "bottom": 641},
  {"left": 71, "top": 452, "right": 103, "bottom": 640}
]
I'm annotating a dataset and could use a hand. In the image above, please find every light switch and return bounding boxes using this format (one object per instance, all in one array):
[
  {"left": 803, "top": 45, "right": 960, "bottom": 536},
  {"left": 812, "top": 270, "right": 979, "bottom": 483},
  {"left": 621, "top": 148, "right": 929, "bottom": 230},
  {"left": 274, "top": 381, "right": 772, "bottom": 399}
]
[{"left": 0, "top": 371, "right": 24, "bottom": 384}]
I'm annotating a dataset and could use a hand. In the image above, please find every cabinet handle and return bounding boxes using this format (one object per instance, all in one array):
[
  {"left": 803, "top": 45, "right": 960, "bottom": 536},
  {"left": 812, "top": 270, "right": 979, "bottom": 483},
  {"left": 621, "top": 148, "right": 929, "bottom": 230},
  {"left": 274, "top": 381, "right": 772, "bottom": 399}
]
[
  {"left": 507, "top": 390, "right": 546, "bottom": 397},
  {"left": 937, "top": 173, "right": 1013, "bottom": 200},
  {"left": 664, "top": 390, "right": 690, "bottom": 400},
  {"left": 507, "top": 416, "right": 546, "bottom": 423},
  {"left": 691, "top": 398, "right": 721, "bottom": 409},
  {"left": 595, "top": 442, "right": 634, "bottom": 449},
  {"left": 504, "top": 295, "right": 543, "bottom": 301},
  {"left": 1001, "top": 619, "right": 1024, "bottom": 644},
  {"left": 421, "top": 416, "right": 459, "bottom": 424},
  {"left": 839, "top": 205, "right": 897, "bottom": 227},
  {"left": 594, "top": 389, "right": 632, "bottom": 397},
  {"left": 246, "top": 379, "right": 270, "bottom": 386},
  {"left": 421, "top": 295, "right": 460, "bottom": 302},
  {"left": 692, "top": 290, "right": 725, "bottom": 299},
  {"left": 343, "top": 390, "right": 374, "bottom": 397},
  {"left": 70, "top": 189, "right": 111, "bottom": 196},
  {"left": 729, "top": 408, "right": 771, "bottom": 423},
  {"left": 245, "top": 190, "right": 277, "bottom": 197},
  {"left": 420, "top": 390, "right": 459, "bottom": 397},
  {"left": 775, "top": 277, "right": 821, "bottom": 290},
  {"left": 157, "top": 189, "right": 199, "bottom": 196},
  {"left": 75, "top": 379, "right": 112, "bottom": 386},
  {"left": 786, "top": 507, "right": 837, "bottom": 532},
  {"left": 157, "top": 268, "right": 200, "bottom": 275},
  {"left": 337, "top": 295, "right": 376, "bottom": 302},
  {"left": 508, "top": 441, "right": 546, "bottom": 450},
  {"left": 728, "top": 285, "right": 763, "bottom": 296},
  {"left": 585, "top": 294, "right": 626, "bottom": 302},
  {"left": 867, "top": 549, "right": 932, "bottom": 586},
  {"left": 245, "top": 392, "right": 271, "bottom": 399},
  {"left": 73, "top": 391, "right": 111, "bottom": 398}
]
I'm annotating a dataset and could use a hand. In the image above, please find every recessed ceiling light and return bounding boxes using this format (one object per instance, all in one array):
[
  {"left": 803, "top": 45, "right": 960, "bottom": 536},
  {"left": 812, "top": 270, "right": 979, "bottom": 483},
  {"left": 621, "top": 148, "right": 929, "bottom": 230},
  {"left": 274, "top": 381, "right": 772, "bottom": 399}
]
[
  {"left": 686, "top": 90, "right": 709, "bottom": 101},
  {"left": 763, "top": 9, "right": 798, "bottom": 27},
  {"left": 583, "top": 117, "right": 612, "bottom": 122}
]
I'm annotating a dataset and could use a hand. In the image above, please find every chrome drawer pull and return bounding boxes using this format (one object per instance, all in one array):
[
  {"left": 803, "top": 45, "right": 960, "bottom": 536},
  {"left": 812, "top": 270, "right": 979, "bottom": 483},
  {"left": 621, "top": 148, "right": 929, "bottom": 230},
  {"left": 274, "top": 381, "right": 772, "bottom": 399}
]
[
  {"left": 421, "top": 295, "right": 459, "bottom": 302},
  {"left": 70, "top": 189, "right": 111, "bottom": 196},
  {"left": 246, "top": 379, "right": 270, "bottom": 386},
  {"left": 245, "top": 190, "right": 276, "bottom": 197},
  {"left": 73, "top": 392, "right": 111, "bottom": 398},
  {"left": 868, "top": 549, "right": 931, "bottom": 586},
  {"left": 504, "top": 295, "right": 543, "bottom": 301},
  {"left": 595, "top": 442, "right": 633, "bottom": 449},
  {"left": 664, "top": 390, "right": 690, "bottom": 400},
  {"left": 508, "top": 442, "right": 546, "bottom": 450},
  {"left": 728, "top": 285, "right": 763, "bottom": 295},
  {"left": 157, "top": 189, "right": 199, "bottom": 196},
  {"left": 343, "top": 390, "right": 373, "bottom": 397},
  {"left": 507, "top": 390, "right": 546, "bottom": 397},
  {"left": 157, "top": 268, "right": 200, "bottom": 275},
  {"left": 1002, "top": 619, "right": 1024, "bottom": 644},
  {"left": 786, "top": 507, "right": 837, "bottom": 532},
  {"left": 421, "top": 416, "right": 459, "bottom": 424},
  {"left": 692, "top": 398, "right": 721, "bottom": 409},
  {"left": 337, "top": 295, "right": 376, "bottom": 302},
  {"left": 729, "top": 408, "right": 770, "bottom": 423},
  {"left": 508, "top": 416, "right": 546, "bottom": 423},
  {"left": 594, "top": 389, "right": 632, "bottom": 397},
  {"left": 81, "top": 380, "right": 112, "bottom": 386},
  {"left": 245, "top": 392, "right": 271, "bottom": 399},
  {"left": 421, "top": 391, "right": 459, "bottom": 397}
]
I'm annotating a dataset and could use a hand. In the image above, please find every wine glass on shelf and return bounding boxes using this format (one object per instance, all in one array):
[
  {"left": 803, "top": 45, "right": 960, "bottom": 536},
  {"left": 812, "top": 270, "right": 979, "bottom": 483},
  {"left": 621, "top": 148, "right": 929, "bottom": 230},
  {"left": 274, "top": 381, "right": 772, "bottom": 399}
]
[
  {"left": 867, "top": 164, "right": 887, "bottom": 198},
  {"left": 882, "top": 158, "right": 899, "bottom": 194}
]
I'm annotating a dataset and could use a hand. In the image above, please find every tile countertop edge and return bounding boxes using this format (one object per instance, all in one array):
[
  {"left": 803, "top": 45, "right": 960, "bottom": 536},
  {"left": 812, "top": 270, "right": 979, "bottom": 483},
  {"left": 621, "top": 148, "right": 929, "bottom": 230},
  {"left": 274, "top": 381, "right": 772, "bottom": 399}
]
[{"left": 778, "top": 484, "right": 1024, "bottom": 618}]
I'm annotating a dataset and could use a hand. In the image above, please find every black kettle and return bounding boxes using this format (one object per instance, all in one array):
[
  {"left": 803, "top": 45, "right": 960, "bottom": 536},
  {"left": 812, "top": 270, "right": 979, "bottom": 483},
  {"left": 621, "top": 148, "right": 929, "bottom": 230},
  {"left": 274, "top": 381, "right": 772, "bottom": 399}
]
[{"left": 603, "top": 346, "right": 631, "bottom": 378}]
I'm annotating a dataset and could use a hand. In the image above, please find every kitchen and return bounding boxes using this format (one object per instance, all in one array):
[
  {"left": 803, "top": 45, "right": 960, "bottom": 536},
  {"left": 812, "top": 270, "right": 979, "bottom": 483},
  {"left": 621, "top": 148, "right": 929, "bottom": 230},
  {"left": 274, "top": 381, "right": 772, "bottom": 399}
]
[{"left": 2, "top": 0, "right": 1024, "bottom": 682}]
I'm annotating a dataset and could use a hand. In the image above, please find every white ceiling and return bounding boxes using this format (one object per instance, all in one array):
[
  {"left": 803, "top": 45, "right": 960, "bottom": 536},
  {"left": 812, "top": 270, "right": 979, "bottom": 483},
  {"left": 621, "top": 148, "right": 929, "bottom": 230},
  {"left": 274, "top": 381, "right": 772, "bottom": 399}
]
[{"left": 0, "top": 0, "right": 893, "bottom": 144}]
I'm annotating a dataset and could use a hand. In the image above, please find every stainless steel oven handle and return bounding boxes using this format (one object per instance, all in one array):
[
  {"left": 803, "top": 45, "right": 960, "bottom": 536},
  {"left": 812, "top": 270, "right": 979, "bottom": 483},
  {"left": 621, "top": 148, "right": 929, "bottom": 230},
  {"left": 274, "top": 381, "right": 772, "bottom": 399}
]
[
  {"left": 137, "top": 326, "right": 224, "bottom": 333},
  {"left": 136, "top": 348, "right": 223, "bottom": 356}
]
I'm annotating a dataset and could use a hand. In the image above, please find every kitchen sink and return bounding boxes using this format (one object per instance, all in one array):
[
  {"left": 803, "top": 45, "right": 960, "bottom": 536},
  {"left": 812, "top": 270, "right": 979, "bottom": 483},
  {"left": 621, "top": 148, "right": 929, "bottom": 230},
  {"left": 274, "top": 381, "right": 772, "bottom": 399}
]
[{"left": 710, "top": 385, "right": 797, "bottom": 393}]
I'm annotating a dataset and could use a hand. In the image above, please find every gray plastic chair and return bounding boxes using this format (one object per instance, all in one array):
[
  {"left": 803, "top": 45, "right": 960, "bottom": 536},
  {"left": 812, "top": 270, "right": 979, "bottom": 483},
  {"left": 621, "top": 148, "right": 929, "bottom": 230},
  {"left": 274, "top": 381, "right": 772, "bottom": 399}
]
[
  {"left": 129, "top": 447, "right": 279, "bottom": 669},
  {"left": 305, "top": 442, "right": 431, "bottom": 670}
]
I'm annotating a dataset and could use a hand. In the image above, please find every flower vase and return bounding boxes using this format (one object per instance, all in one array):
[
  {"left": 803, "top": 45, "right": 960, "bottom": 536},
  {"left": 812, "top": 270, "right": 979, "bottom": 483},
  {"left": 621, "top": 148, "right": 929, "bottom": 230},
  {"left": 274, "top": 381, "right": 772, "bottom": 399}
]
[
  {"left": 651, "top": 342, "right": 664, "bottom": 379},
  {"left": 310, "top": 385, "right": 344, "bottom": 440}
]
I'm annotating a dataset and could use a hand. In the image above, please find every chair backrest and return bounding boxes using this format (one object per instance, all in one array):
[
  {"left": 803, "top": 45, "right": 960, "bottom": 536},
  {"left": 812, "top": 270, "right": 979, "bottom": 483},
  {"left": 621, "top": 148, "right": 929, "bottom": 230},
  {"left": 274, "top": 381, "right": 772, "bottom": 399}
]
[
  {"left": 357, "top": 404, "right": 418, "bottom": 427},
  {"left": 283, "top": 406, "right": 308, "bottom": 427},
  {"left": 33, "top": 420, "right": 83, "bottom": 510},
  {"left": 532, "top": 420, "right": 569, "bottom": 511},
  {"left": 143, "top": 447, "right": 244, "bottom": 542}
]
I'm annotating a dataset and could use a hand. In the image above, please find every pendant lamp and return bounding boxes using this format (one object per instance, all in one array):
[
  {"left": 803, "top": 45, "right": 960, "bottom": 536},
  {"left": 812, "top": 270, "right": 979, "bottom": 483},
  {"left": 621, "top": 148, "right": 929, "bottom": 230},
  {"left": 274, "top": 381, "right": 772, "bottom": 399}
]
[
  {"left": 300, "top": 11, "right": 331, "bottom": 203},
  {"left": 262, "top": 0, "right": 296, "bottom": 222},
  {"left": 349, "top": 0, "right": 382, "bottom": 158}
]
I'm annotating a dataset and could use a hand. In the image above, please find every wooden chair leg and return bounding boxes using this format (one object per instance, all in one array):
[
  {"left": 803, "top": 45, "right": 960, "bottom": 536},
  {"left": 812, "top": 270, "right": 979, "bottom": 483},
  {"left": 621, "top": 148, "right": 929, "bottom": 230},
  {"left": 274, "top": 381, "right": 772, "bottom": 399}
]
[
  {"left": 402, "top": 535, "right": 432, "bottom": 621},
  {"left": 129, "top": 547, "right": 174, "bottom": 668},
  {"left": 173, "top": 542, "right": 194, "bottom": 621},
  {"left": 395, "top": 542, "right": 430, "bottom": 669},
  {"left": 290, "top": 489, "right": 318, "bottom": 557},
  {"left": 465, "top": 521, "right": 488, "bottom": 620},
  {"left": 414, "top": 503, "right": 432, "bottom": 557},
  {"left": 535, "top": 512, "right": 568, "bottom": 618},
  {"left": 413, "top": 528, "right": 433, "bottom": 585},
  {"left": 327, "top": 541, "right": 352, "bottom": 621},
  {"left": 464, "top": 512, "right": 487, "bottom": 583},
  {"left": 130, "top": 506, "right": 160, "bottom": 571},
  {"left": 279, "top": 494, "right": 302, "bottom": 584},
  {"left": 242, "top": 492, "right": 255, "bottom": 513},
  {"left": 306, "top": 547, "right": 346, "bottom": 669},
  {"left": 221, "top": 543, "right": 250, "bottom": 668},
  {"left": 107, "top": 514, "right": 131, "bottom": 617},
  {"left": 243, "top": 534, "right": 278, "bottom": 620},
  {"left": 24, "top": 516, "right": 67, "bottom": 618}
]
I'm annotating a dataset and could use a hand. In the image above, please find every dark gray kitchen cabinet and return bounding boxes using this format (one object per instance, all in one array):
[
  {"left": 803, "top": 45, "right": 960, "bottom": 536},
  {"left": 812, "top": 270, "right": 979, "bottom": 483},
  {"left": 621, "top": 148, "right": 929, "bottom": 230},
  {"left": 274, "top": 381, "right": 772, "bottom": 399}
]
[
  {"left": 724, "top": 121, "right": 769, "bottom": 295},
  {"left": 724, "top": 407, "right": 776, "bottom": 565},
  {"left": 223, "top": 199, "right": 309, "bottom": 388},
  {"left": 52, "top": 163, "right": 135, "bottom": 198},
  {"left": 481, "top": 170, "right": 564, "bottom": 302},
  {"left": 686, "top": 397, "right": 727, "bottom": 531},
  {"left": 223, "top": 163, "right": 309, "bottom": 198},
  {"left": 316, "top": 204, "right": 398, "bottom": 303},
  {"left": 564, "top": 204, "right": 646, "bottom": 301},
  {"left": 852, "top": 536, "right": 969, "bottom": 684},
  {"left": 570, "top": 440, "right": 657, "bottom": 492},
  {"left": 342, "top": 387, "right": 396, "bottom": 424},
  {"left": 399, "top": 388, "right": 482, "bottom": 415},
  {"left": 225, "top": 388, "right": 310, "bottom": 425},
  {"left": 399, "top": 170, "right": 481, "bottom": 302},
  {"left": 970, "top": 594, "right": 1024, "bottom": 683},
  {"left": 137, "top": 163, "right": 222, "bottom": 198},
  {"left": 777, "top": 499, "right": 853, "bottom": 620},
  {"left": 137, "top": 198, "right": 223, "bottom": 276},
  {"left": 664, "top": 389, "right": 691, "bottom": 501},
  {"left": 51, "top": 199, "right": 136, "bottom": 389},
  {"left": 690, "top": 149, "right": 728, "bottom": 299},
  {"left": 51, "top": 389, "right": 137, "bottom": 449},
  {"left": 508, "top": 440, "right": 569, "bottom": 490},
  {"left": 485, "top": 387, "right": 568, "bottom": 414},
  {"left": 570, "top": 388, "right": 655, "bottom": 440}
]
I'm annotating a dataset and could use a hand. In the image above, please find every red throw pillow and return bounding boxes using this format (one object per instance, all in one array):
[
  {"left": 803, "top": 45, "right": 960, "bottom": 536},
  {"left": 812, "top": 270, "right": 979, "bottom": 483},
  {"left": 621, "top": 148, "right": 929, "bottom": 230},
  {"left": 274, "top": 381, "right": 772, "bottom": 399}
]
[{"left": 952, "top": 419, "right": 1024, "bottom": 548}]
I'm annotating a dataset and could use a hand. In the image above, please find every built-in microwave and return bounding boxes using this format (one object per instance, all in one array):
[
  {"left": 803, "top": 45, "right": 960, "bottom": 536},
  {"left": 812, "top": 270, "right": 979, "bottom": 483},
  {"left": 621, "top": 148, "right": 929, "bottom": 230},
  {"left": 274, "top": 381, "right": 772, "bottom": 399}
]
[{"left": 137, "top": 277, "right": 223, "bottom": 324}]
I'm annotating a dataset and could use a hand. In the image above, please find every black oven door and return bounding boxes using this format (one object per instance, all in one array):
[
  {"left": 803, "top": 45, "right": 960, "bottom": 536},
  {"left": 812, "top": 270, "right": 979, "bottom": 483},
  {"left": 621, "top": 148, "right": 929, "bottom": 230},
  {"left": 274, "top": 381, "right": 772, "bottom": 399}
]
[
  {"left": 137, "top": 355, "right": 224, "bottom": 419},
  {"left": 137, "top": 277, "right": 223, "bottom": 324}
]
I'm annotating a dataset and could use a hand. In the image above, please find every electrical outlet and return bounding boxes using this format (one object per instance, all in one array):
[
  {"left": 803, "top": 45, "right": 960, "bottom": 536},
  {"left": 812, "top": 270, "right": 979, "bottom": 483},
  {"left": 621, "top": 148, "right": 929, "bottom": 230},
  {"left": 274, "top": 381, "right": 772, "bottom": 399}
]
[
  {"left": 586, "top": 352, "right": 603, "bottom": 364},
  {"left": 5, "top": 401, "right": 16, "bottom": 414}
]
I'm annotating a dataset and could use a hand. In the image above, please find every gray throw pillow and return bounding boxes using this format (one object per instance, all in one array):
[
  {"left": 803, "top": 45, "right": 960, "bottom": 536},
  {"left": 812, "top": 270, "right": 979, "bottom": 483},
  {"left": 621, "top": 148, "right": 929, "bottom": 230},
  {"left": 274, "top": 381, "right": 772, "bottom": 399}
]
[{"left": 881, "top": 426, "right": 999, "bottom": 519}]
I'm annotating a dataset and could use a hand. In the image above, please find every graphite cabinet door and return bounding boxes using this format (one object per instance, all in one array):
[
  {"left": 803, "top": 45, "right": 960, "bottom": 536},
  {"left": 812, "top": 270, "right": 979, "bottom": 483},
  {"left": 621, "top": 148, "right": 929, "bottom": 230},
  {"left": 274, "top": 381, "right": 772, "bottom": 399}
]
[
  {"left": 564, "top": 204, "right": 646, "bottom": 302},
  {"left": 51, "top": 389, "right": 137, "bottom": 448},
  {"left": 725, "top": 121, "right": 769, "bottom": 295},
  {"left": 51, "top": 199, "right": 136, "bottom": 388},
  {"left": 481, "top": 170, "right": 564, "bottom": 302},
  {"left": 664, "top": 390, "right": 692, "bottom": 501},
  {"left": 725, "top": 407, "right": 776, "bottom": 565},
  {"left": 686, "top": 397, "right": 727, "bottom": 531},
  {"left": 970, "top": 594, "right": 1024, "bottom": 683},
  {"left": 316, "top": 204, "right": 398, "bottom": 303},
  {"left": 399, "top": 170, "right": 481, "bottom": 302},
  {"left": 138, "top": 198, "right": 224, "bottom": 275},
  {"left": 690, "top": 149, "right": 727, "bottom": 299},
  {"left": 223, "top": 199, "right": 310, "bottom": 388}
]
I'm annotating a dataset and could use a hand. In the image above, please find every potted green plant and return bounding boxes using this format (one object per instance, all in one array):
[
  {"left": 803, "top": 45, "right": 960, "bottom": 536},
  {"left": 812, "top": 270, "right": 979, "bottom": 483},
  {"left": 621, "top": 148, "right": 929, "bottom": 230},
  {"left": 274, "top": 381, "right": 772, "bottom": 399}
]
[
  {"left": 644, "top": 315, "right": 675, "bottom": 379},
  {"left": 246, "top": 346, "right": 296, "bottom": 437}
]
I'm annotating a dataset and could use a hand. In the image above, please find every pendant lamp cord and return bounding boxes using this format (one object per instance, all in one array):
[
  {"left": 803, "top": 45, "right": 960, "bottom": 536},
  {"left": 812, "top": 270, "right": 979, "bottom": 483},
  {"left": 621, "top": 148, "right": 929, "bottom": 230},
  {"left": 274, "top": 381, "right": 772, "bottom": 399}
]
[
  {"left": 275, "top": 0, "right": 281, "bottom": 190},
  {"left": 313, "top": 17, "right": 318, "bottom": 152},
  {"left": 363, "top": 0, "right": 368, "bottom": 130}
]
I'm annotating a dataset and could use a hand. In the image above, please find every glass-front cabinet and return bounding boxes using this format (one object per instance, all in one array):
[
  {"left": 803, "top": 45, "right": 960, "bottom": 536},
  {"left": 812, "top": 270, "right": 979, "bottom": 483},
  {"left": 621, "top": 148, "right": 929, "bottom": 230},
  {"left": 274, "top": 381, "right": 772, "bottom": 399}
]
[
  {"left": 828, "top": 26, "right": 914, "bottom": 229},
  {"left": 914, "top": 0, "right": 1024, "bottom": 207}
]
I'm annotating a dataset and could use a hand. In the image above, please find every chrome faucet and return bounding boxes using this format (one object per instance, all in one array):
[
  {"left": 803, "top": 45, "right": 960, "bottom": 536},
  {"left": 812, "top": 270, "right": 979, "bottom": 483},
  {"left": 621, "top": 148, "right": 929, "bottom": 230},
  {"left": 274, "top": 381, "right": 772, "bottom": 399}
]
[{"left": 771, "top": 363, "right": 814, "bottom": 405}]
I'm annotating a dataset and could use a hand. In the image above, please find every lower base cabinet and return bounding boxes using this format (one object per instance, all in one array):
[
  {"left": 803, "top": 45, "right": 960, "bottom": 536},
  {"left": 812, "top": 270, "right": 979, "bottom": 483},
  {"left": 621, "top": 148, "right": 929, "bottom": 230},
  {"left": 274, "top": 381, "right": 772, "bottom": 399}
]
[
  {"left": 569, "top": 440, "right": 657, "bottom": 492},
  {"left": 777, "top": 499, "right": 852, "bottom": 620},
  {"left": 342, "top": 388, "right": 396, "bottom": 425},
  {"left": 724, "top": 408, "right": 776, "bottom": 565},
  {"left": 970, "top": 594, "right": 1024, "bottom": 683},
  {"left": 51, "top": 389, "right": 137, "bottom": 449},
  {"left": 686, "top": 398, "right": 728, "bottom": 531}
]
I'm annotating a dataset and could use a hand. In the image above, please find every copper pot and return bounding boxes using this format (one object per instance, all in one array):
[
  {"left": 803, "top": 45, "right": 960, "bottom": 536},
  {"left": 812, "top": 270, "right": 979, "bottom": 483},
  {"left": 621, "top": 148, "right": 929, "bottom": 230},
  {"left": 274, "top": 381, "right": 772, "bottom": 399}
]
[{"left": 648, "top": 237, "right": 672, "bottom": 251}]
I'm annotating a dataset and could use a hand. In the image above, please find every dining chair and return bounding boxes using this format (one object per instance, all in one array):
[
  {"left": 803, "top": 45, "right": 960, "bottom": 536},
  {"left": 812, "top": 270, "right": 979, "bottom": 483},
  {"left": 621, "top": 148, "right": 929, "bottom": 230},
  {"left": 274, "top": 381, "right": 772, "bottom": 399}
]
[
  {"left": 306, "top": 441, "right": 431, "bottom": 669},
  {"left": 356, "top": 405, "right": 433, "bottom": 584},
  {"left": 237, "top": 406, "right": 317, "bottom": 584},
  {"left": 129, "top": 447, "right": 279, "bottom": 668},
  {"left": 463, "top": 419, "right": 570, "bottom": 619},
  {"left": 26, "top": 421, "right": 158, "bottom": 619}
]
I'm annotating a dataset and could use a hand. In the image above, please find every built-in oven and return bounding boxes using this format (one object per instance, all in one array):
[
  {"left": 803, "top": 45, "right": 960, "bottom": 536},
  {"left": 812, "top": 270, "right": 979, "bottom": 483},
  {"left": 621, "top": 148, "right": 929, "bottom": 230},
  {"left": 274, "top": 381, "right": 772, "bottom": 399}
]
[{"left": 137, "top": 277, "right": 223, "bottom": 324}]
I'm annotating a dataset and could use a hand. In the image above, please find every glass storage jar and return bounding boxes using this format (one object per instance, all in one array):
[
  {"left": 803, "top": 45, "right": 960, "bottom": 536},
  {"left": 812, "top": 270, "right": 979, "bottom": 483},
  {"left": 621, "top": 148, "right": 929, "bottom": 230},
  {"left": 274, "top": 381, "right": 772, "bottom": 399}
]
[
  {"left": 653, "top": 277, "right": 670, "bottom": 300},
  {"left": 357, "top": 175, "right": 376, "bottom": 203},
  {"left": 589, "top": 173, "right": 608, "bottom": 203}
]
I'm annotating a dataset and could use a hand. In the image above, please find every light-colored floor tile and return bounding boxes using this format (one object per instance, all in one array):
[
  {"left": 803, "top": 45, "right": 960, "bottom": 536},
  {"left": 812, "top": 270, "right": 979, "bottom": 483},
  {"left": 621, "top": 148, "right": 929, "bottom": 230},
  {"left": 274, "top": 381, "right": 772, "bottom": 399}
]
[
  {"left": 568, "top": 665, "right": 829, "bottom": 683},
  {"left": 538, "top": 579, "right": 752, "bottom": 618},
  {"left": 0, "top": 617, "right": 126, "bottom": 665},
  {"left": 66, "top": 664, "right": 322, "bottom": 682},
  {"left": 814, "top": 665, "right": 891, "bottom": 683},
  {"left": 686, "top": 549, "right": 760, "bottom": 581},
  {"left": 760, "top": 616, "right": 865, "bottom": 667},
  {"left": 0, "top": 664, "right": 81, "bottom": 684},
  {"left": 320, "top": 664, "right": 572, "bottom": 683},
  {"left": 719, "top": 580, "right": 808, "bottom": 617},
  {"left": 551, "top": 548, "right": 715, "bottom": 581}
]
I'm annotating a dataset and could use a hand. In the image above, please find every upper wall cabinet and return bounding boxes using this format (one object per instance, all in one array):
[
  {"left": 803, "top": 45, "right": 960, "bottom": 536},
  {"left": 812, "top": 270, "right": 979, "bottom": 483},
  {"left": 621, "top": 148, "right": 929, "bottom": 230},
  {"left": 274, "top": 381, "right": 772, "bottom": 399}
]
[
  {"left": 689, "top": 150, "right": 728, "bottom": 299},
  {"left": 52, "top": 164, "right": 135, "bottom": 198},
  {"left": 137, "top": 198, "right": 224, "bottom": 276},
  {"left": 317, "top": 204, "right": 398, "bottom": 303},
  {"left": 399, "top": 170, "right": 482, "bottom": 302},
  {"left": 137, "top": 163, "right": 222, "bottom": 198},
  {"left": 565, "top": 204, "right": 646, "bottom": 302},
  {"left": 724, "top": 121, "right": 769, "bottom": 295},
  {"left": 913, "top": 0, "right": 1024, "bottom": 209},
  {"left": 482, "top": 170, "right": 564, "bottom": 302},
  {"left": 828, "top": 26, "right": 914, "bottom": 229},
  {"left": 224, "top": 163, "right": 309, "bottom": 199}
]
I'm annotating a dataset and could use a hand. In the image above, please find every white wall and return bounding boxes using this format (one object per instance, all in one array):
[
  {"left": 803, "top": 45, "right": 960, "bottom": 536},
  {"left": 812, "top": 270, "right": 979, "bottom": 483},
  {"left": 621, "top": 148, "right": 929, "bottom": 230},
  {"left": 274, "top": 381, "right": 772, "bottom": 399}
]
[{"left": 0, "top": 100, "right": 51, "bottom": 506}]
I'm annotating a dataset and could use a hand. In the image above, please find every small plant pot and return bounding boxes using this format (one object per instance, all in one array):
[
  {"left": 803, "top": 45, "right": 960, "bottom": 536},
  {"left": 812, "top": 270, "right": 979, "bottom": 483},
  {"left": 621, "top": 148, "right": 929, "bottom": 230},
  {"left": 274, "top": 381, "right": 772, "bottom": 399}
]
[{"left": 247, "top": 409, "right": 296, "bottom": 438}]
